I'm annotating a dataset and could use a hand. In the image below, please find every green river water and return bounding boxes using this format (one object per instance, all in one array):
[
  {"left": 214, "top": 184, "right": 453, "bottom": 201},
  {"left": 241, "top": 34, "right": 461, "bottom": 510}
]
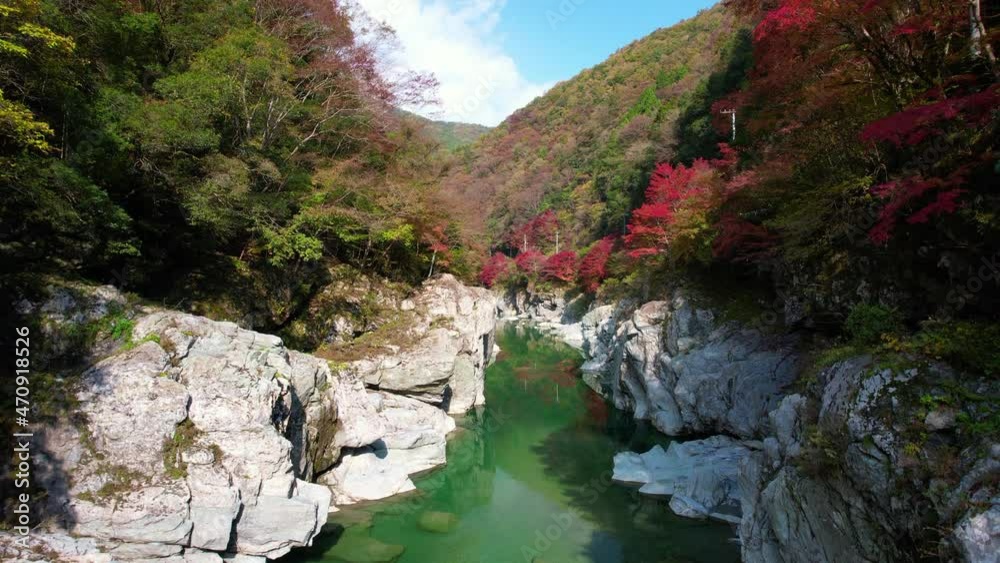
[{"left": 285, "top": 324, "right": 740, "bottom": 563}]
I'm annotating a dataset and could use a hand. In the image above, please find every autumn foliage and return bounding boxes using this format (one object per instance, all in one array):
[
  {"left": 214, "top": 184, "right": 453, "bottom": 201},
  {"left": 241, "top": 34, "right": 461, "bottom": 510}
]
[
  {"left": 478, "top": 0, "right": 997, "bottom": 320},
  {"left": 479, "top": 253, "right": 514, "bottom": 288},
  {"left": 624, "top": 159, "right": 713, "bottom": 258},
  {"left": 542, "top": 251, "right": 579, "bottom": 283},
  {"left": 508, "top": 211, "right": 560, "bottom": 251},
  {"left": 578, "top": 237, "right": 616, "bottom": 292},
  {"left": 514, "top": 249, "right": 546, "bottom": 275}
]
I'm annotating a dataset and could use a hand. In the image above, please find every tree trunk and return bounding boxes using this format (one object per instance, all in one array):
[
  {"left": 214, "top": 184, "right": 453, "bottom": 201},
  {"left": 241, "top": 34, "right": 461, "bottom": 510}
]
[{"left": 970, "top": 0, "right": 999, "bottom": 76}]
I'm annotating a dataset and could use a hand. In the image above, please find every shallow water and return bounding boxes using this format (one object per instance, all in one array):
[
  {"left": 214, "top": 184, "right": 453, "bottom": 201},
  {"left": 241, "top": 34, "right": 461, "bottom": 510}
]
[{"left": 285, "top": 324, "right": 740, "bottom": 563}]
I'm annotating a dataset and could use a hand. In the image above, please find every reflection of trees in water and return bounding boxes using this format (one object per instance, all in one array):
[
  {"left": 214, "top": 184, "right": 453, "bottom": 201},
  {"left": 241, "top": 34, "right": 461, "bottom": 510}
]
[
  {"left": 282, "top": 408, "right": 499, "bottom": 563},
  {"left": 532, "top": 413, "right": 740, "bottom": 563},
  {"left": 288, "top": 325, "right": 738, "bottom": 563},
  {"left": 414, "top": 406, "right": 497, "bottom": 513}
]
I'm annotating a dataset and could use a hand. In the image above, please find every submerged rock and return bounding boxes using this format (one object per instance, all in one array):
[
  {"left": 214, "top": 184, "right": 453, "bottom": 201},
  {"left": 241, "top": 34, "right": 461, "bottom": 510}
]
[
  {"left": 417, "top": 511, "right": 459, "bottom": 534},
  {"left": 324, "top": 527, "right": 406, "bottom": 563}
]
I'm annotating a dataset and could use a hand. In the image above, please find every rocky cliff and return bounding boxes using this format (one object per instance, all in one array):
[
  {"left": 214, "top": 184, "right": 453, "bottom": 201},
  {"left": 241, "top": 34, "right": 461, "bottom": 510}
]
[
  {"left": 1, "top": 275, "right": 497, "bottom": 562},
  {"left": 504, "top": 287, "right": 999, "bottom": 563}
]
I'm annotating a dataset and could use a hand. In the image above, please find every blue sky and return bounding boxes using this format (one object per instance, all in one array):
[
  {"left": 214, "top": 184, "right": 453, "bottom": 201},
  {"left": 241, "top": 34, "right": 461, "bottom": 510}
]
[
  {"left": 495, "top": 0, "right": 718, "bottom": 86},
  {"left": 356, "top": 0, "right": 718, "bottom": 126}
]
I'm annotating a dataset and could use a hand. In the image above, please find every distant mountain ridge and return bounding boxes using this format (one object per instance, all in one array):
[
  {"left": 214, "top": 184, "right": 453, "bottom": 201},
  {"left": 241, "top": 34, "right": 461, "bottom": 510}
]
[{"left": 401, "top": 111, "right": 491, "bottom": 150}]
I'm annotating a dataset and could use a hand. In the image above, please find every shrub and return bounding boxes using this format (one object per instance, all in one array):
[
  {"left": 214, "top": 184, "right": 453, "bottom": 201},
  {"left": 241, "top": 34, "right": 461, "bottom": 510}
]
[
  {"left": 845, "top": 304, "right": 902, "bottom": 345},
  {"left": 910, "top": 320, "right": 1000, "bottom": 376}
]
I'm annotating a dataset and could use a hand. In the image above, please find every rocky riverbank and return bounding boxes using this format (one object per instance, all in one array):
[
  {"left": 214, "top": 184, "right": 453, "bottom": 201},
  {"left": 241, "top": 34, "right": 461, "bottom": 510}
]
[
  {"left": 501, "top": 287, "right": 1000, "bottom": 563},
  {"left": 1, "top": 275, "right": 497, "bottom": 562}
]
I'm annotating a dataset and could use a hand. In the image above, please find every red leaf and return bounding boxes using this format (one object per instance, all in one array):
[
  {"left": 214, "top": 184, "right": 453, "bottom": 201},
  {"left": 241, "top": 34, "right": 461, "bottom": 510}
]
[
  {"left": 542, "top": 251, "right": 579, "bottom": 283},
  {"left": 578, "top": 237, "right": 616, "bottom": 292},
  {"left": 479, "top": 253, "right": 513, "bottom": 287}
]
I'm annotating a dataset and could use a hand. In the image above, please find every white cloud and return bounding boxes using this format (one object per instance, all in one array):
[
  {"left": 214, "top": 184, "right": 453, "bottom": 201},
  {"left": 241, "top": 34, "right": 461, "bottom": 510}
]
[{"left": 356, "top": 0, "right": 553, "bottom": 127}]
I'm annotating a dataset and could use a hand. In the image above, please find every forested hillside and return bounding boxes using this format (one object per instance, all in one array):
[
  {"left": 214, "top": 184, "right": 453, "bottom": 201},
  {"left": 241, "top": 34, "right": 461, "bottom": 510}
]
[
  {"left": 4, "top": 0, "right": 998, "bottom": 366},
  {"left": 440, "top": 5, "right": 748, "bottom": 247},
  {"left": 403, "top": 112, "right": 490, "bottom": 151},
  {"left": 1, "top": 0, "right": 471, "bottom": 338},
  {"left": 467, "top": 0, "right": 999, "bottom": 374}
]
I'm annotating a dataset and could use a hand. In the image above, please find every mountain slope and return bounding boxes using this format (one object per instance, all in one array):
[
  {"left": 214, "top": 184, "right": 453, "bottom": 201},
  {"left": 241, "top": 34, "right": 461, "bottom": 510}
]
[
  {"left": 405, "top": 112, "right": 491, "bottom": 150},
  {"left": 441, "top": 5, "right": 749, "bottom": 249}
]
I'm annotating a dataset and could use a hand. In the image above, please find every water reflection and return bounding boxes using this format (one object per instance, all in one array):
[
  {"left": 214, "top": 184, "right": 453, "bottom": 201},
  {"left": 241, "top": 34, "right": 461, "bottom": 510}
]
[{"left": 284, "top": 324, "right": 739, "bottom": 563}]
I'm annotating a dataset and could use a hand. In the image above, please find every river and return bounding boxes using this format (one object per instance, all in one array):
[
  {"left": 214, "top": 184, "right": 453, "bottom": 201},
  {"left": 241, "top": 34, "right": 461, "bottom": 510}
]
[{"left": 285, "top": 324, "right": 740, "bottom": 563}]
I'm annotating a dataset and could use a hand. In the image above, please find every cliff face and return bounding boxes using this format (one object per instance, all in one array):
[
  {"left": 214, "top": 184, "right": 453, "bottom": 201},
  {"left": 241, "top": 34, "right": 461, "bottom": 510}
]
[
  {"left": 507, "top": 287, "right": 999, "bottom": 563},
  {"left": 1, "top": 276, "right": 497, "bottom": 562}
]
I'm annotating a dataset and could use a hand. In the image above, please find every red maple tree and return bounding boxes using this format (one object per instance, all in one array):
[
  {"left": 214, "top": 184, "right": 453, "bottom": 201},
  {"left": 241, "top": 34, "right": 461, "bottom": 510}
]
[
  {"left": 542, "top": 251, "right": 579, "bottom": 283},
  {"left": 624, "top": 159, "right": 716, "bottom": 258},
  {"left": 514, "top": 248, "right": 546, "bottom": 275},
  {"left": 508, "top": 210, "right": 559, "bottom": 252},
  {"left": 578, "top": 237, "right": 616, "bottom": 292},
  {"left": 479, "top": 253, "right": 513, "bottom": 288}
]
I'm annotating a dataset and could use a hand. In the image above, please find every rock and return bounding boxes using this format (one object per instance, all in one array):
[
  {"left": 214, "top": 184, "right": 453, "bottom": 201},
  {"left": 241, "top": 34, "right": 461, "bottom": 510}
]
[
  {"left": 925, "top": 408, "right": 958, "bottom": 432},
  {"left": 954, "top": 503, "right": 1000, "bottom": 563},
  {"left": 577, "top": 290, "right": 798, "bottom": 440},
  {"left": 184, "top": 548, "right": 224, "bottom": 562},
  {"left": 320, "top": 392, "right": 455, "bottom": 505},
  {"left": 0, "top": 531, "right": 111, "bottom": 562},
  {"left": 739, "top": 357, "right": 1000, "bottom": 563},
  {"left": 21, "top": 284, "right": 361, "bottom": 561},
  {"left": 417, "top": 511, "right": 459, "bottom": 534},
  {"left": 234, "top": 495, "right": 321, "bottom": 558},
  {"left": 187, "top": 464, "right": 241, "bottom": 552},
  {"left": 612, "top": 445, "right": 670, "bottom": 485},
  {"left": 669, "top": 495, "right": 709, "bottom": 519},
  {"left": 295, "top": 479, "right": 333, "bottom": 531},
  {"left": 613, "top": 437, "right": 751, "bottom": 521},
  {"left": 537, "top": 321, "right": 584, "bottom": 349},
  {"left": 768, "top": 394, "right": 807, "bottom": 459},
  {"left": 72, "top": 480, "right": 194, "bottom": 545},
  {"left": 18, "top": 277, "right": 496, "bottom": 561},
  {"left": 741, "top": 463, "right": 897, "bottom": 563},
  {"left": 353, "top": 275, "right": 496, "bottom": 414},
  {"left": 221, "top": 555, "right": 267, "bottom": 563}
]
